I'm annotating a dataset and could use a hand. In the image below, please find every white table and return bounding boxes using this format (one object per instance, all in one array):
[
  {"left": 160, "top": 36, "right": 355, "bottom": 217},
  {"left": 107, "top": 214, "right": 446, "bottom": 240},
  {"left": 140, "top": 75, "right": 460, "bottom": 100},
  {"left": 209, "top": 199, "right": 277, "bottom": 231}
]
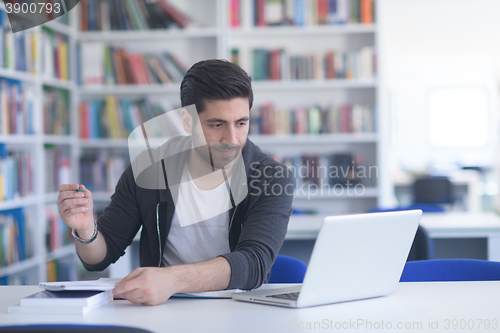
[
  {"left": 287, "top": 212, "right": 500, "bottom": 261},
  {"left": 1, "top": 282, "right": 500, "bottom": 333},
  {"left": 419, "top": 213, "right": 500, "bottom": 261}
]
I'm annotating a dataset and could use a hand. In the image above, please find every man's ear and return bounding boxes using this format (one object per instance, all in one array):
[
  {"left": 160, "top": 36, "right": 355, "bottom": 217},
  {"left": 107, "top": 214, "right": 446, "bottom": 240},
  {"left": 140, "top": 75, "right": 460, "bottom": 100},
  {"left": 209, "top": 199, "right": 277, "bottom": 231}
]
[{"left": 181, "top": 108, "right": 193, "bottom": 133}]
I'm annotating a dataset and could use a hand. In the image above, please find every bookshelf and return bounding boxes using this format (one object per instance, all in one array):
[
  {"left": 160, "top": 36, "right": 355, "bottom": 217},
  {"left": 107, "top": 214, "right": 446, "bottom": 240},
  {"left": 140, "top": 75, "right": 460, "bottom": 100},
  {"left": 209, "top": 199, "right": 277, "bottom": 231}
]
[
  {"left": 0, "top": 1, "right": 79, "bottom": 284},
  {"left": 1, "top": 0, "right": 392, "bottom": 283},
  {"left": 227, "top": 0, "right": 382, "bottom": 216}
]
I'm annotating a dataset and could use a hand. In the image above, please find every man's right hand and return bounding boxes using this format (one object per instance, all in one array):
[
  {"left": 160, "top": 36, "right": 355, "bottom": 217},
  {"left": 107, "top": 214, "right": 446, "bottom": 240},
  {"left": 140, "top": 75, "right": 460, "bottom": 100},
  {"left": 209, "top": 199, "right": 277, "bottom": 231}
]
[{"left": 57, "top": 184, "right": 94, "bottom": 239}]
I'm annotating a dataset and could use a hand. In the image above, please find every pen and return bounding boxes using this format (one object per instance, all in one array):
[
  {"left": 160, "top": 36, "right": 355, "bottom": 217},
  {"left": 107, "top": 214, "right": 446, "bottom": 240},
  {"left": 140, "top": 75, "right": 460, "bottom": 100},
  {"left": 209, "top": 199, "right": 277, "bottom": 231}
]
[{"left": 76, "top": 189, "right": 84, "bottom": 192}]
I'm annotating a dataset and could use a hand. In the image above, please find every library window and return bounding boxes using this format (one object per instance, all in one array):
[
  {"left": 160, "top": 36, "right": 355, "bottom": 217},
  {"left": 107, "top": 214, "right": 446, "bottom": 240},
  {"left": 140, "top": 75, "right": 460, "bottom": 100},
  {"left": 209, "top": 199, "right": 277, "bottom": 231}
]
[{"left": 427, "top": 87, "right": 489, "bottom": 148}]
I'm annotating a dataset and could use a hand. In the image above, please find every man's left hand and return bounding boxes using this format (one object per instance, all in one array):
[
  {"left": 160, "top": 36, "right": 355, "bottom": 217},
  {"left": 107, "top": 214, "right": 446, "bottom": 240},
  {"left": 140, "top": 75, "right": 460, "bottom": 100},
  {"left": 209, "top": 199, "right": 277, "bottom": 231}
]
[{"left": 112, "top": 267, "right": 180, "bottom": 306}]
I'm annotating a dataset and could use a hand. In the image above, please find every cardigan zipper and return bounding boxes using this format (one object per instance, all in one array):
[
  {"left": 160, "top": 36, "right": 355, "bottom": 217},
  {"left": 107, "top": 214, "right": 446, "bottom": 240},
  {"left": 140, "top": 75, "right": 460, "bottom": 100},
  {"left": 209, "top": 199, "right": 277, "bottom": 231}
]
[{"left": 156, "top": 203, "right": 162, "bottom": 267}]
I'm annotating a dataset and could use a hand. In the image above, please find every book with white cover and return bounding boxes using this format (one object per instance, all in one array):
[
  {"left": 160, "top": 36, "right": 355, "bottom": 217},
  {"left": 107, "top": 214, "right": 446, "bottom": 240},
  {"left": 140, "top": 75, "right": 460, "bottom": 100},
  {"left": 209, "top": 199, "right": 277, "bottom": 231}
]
[
  {"left": 20, "top": 289, "right": 112, "bottom": 308},
  {"left": 39, "top": 278, "right": 118, "bottom": 291},
  {"left": 8, "top": 291, "right": 113, "bottom": 315}
]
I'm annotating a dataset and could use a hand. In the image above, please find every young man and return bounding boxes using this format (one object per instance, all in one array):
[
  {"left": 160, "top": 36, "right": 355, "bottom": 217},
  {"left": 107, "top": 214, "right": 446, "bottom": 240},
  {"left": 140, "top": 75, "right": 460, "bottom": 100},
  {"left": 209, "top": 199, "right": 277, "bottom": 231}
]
[{"left": 57, "top": 60, "right": 294, "bottom": 306}]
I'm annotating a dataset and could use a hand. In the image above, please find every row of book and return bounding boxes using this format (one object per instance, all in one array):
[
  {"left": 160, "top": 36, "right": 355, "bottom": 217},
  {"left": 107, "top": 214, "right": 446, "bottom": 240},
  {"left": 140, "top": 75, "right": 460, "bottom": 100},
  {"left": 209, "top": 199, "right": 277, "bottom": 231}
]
[
  {"left": 44, "top": 145, "right": 71, "bottom": 193},
  {"left": 79, "top": 44, "right": 187, "bottom": 86},
  {"left": 80, "top": 0, "right": 190, "bottom": 31},
  {"left": 0, "top": 144, "right": 34, "bottom": 202},
  {"left": 0, "top": 208, "right": 32, "bottom": 269},
  {"left": 0, "top": 79, "right": 35, "bottom": 135},
  {"left": 250, "top": 47, "right": 375, "bottom": 81},
  {"left": 271, "top": 152, "right": 374, "bottom": 189},
  {"left": 80, "top": 151, "right": 128, "bottom": 193},
  {"left": 45, "top": 205, "right": 72, "bottom": 254},
  {"left": 43, "top": 87, "right": 70, "bottom": 135},
  {"left": 250, "top": 103, "right": 375, "bottom": 135},
  {"left": 79, "top": 97, "right": 183, "bottom": 139},
  {"left": 41, "top": 27, "right": 69, "bottom": 81},
  {"left": 0, "top": 10, "right": 37, "bottom": 73},
  {"left": 230, "top": 0, "right": 375, "bottom": 27}
]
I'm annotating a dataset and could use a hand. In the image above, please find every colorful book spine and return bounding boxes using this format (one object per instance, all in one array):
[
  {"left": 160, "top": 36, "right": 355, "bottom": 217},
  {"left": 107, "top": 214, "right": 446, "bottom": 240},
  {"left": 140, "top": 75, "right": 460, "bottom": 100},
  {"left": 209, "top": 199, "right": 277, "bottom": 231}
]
[
  {"left": 0, "top": 79, "right": 35, "bottom": 135},
  {"left": 271, "top": 152, "right": 371, "bottom": 190},
  {"left": 43, "top": 87, "right": 70, "bottom": 135},
  {"left": 80, "top": 0, "right": 190, "bottom": 31},
  {"left": 44, "top": 145, "right": 71, "bottom": 193},
  {"left": 251, "top": 0, "right": 375, "bottom": 26},
  {"left": 80, "top": 44, "right": 187, "bottom": 86},
  {"left": 79, "top": 97, "right": 183, "bottom": 139},
  {"left": 230, "top": 0, "right": 241, "bottom": 27},
  {"left": 79, "top": 151, "right": 128, "bottom": 193},
  {"left": 46, "top": 205, "right": 72, "bottom": 253},
  {"left": 0, "top": 208, "right": 32, "bottom": 269},
  {"left": 0, "top": 144, "right": 34, "bottom": 201},
  {"left": 0, "top": 10, "right": 39, "bottom": 73},
  {"left": 41, "top": 28, "right": 70, "bottom": 81},
  {"left": 250, "top": 103, "right": 375, "bottom": 135},
  {"left": 247, "top": 47, "right": 376, "bottom": 81}
]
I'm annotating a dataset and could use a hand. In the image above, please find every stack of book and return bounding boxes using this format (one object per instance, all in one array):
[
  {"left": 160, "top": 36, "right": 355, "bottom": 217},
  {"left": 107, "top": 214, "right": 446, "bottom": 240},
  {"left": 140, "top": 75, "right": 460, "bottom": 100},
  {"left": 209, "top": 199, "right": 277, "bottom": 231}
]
[
  {"left": 250, "top": 102, "right": 375, "bottom": 135},
  {"left": 80, "top": 0, "right": 190, "bottom": 31},
  {"left": 0, "top": 79, "right": 35, "bottom": 136},
  {"left": 0, "top": 208, "right": 32, "bottom": 269},
  {"left": 43, "top": 87, "right": 70, "bottom": 135},
  {"left": 79, "top": 45, "right": 187, "bottom": 86},
  {"left": 79, "top": 97, "right": 184, "bottom": 139},
  {"left": 250, "top": 47, "right": 376, "bottom": 81},
  {"left": 0, "top": 144, "right": 34, "bottom": 201},
  {"left": 8, "top": 289, "right": 113, "bottom": 314},
  {"left": 41, "top": 28, "right": 69, "bottom": 81},
  {"left": 230, "top": 0, "right": 375, "bottom": 27},
  {"left": 0, "top": 10, "right": 38, "bottom": 73}
]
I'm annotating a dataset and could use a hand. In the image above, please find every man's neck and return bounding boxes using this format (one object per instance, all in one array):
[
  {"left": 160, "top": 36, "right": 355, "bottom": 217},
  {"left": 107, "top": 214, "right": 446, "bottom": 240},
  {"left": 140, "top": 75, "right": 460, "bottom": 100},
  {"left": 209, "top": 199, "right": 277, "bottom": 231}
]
[{"left": 187, "top": 149, "right": 233, "bottom": 191}]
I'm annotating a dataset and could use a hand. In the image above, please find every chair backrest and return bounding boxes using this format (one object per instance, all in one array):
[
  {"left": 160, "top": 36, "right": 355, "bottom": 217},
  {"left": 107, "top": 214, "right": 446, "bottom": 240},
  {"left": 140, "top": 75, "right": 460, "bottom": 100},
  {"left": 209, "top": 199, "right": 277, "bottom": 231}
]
[
  {"left": 0, "top": 325, "right": 153, "bottom": 333},
  {"left": 400, "top": 259, "right": 500, "bottom": 282},
  {"left": 269, "top": 255, "right": 307, "bottom": 283},
  {"left": 413, "top": 176, "right": 453, "bottom": 204}
]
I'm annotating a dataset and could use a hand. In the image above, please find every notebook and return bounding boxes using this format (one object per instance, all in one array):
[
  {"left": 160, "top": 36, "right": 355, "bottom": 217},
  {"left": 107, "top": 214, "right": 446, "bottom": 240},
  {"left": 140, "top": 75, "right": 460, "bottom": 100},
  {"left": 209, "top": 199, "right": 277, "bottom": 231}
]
[{"left": 232, "top": 210, "right": 422, "bottom": 308}]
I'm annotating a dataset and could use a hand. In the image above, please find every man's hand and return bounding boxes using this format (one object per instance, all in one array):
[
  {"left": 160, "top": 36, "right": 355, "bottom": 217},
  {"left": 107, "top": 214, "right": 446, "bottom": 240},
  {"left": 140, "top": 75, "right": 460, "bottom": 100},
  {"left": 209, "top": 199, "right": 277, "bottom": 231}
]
[
  {"left": 57, "top": 184, "right": 94, "bottom": 239},
  {"left": 112, "top": 267, "right": 179, "bottom": 306},
  {"left": 112, "top": 256, "right": 232, "bottom": 306}
]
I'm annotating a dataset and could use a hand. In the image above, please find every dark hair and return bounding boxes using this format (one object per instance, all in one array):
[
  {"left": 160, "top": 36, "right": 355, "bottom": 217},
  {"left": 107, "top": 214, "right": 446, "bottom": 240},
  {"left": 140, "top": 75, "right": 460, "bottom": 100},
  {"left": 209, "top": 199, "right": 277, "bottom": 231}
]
[{"left": 180, "top": 59, "right": 253, "bottom": 114}]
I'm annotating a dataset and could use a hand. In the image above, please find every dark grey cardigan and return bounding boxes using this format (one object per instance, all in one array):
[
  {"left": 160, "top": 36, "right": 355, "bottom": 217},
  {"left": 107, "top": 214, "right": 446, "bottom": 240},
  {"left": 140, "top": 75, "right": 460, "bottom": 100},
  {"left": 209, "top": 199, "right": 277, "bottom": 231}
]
[{"left": 81, "top": 136, "right": 294, "bottom": 290}]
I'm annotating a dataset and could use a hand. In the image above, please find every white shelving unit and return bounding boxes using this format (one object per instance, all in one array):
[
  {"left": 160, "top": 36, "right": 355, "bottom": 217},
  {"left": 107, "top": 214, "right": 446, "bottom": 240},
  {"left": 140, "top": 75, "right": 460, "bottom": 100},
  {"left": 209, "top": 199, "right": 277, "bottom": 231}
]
[
  {"left": 1, "top": 0, "right": 391, "bottom": 283},
  {"left": 0, "top": 4, "right": 79, "bottom": 284}
]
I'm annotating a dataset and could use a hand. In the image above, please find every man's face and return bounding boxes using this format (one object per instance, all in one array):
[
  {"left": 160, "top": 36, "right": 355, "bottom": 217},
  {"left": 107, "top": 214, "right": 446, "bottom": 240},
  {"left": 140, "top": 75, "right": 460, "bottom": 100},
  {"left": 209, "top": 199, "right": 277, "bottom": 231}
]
[{"left": 184, "top": 98, "right": 250, "bottom": 170}]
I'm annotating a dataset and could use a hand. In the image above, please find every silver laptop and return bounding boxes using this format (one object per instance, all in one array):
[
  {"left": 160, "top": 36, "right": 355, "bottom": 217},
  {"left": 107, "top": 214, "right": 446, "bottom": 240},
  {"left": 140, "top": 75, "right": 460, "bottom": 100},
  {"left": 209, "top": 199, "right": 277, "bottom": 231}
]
[{"left": 232, "top": 210, "right": 422, "bottom": 308}]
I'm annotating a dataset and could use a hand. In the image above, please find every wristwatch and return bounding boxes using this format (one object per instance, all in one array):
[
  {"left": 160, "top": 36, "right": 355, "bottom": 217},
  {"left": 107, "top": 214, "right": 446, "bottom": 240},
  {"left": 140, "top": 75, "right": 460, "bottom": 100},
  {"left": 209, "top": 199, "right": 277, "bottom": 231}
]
[{"left": 72, "top": 220, "right": 98, "bottom": 244}]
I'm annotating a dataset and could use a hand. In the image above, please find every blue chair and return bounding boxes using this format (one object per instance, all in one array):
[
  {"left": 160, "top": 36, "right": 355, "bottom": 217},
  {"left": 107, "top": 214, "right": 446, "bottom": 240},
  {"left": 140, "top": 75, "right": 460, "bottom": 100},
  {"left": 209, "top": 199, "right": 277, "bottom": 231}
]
[
  {"left": 400, "top": 259, "right": 500, "bottom": 282},
  {"left": 0, "top": 325, "right": 152, "bottom": 332},
  {"left": 269, "top": 255, "right": 307, "bottom": 283}
]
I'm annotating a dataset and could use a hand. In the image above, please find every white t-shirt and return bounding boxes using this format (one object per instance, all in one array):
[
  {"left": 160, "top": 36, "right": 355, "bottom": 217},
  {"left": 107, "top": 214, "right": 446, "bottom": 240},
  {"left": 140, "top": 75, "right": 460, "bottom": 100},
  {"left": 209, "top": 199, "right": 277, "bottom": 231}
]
[{"left": 162, "top": 165, "right": 232, "bottom": 266}]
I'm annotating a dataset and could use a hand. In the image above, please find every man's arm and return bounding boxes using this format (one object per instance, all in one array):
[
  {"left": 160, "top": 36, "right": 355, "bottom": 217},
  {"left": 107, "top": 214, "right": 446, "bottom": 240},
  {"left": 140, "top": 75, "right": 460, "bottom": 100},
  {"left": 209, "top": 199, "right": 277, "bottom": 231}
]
[{"left": 112, "top": 256, "right": 231, "bottom": 306}]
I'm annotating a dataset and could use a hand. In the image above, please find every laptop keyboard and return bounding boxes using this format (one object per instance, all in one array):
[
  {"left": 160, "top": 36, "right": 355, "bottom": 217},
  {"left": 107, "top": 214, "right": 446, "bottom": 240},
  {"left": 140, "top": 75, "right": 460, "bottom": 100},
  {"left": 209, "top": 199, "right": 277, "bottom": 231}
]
[{"left": 266, "top": 292, "right": 300, "bottom": 301}]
